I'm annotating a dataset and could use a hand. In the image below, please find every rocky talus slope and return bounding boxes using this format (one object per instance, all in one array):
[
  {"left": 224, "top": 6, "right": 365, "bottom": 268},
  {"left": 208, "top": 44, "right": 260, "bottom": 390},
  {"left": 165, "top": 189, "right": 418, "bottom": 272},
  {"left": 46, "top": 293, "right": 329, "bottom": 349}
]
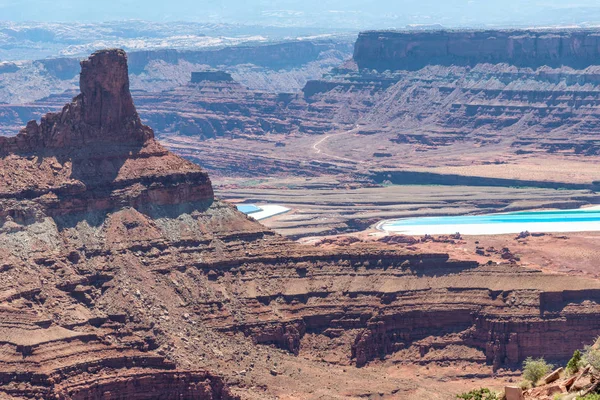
[
  {"left": 0, "top": 49, "right": 233, "bottom": 399},
  {"left": 4, "top": 48, "right": 600, "bottom": 398}
]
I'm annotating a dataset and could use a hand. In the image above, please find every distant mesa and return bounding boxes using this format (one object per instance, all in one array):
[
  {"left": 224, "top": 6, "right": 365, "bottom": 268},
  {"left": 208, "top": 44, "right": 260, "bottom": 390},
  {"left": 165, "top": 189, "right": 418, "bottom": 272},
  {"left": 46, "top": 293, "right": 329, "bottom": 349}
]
[
  {"left": 354, "top": 29, "right": 600, "bottom": 71},
  {"left": 0, "top": 62, "right": 18, "bottom": 73},
  {"left": 191, "top": 70, "right": 234, "bottom": 83}
]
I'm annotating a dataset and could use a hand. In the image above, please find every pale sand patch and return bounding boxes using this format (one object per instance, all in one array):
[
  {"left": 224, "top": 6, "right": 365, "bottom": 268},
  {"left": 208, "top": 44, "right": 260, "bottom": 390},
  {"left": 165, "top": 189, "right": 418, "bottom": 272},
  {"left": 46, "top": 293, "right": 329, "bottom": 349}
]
[{"left": 414, "top": 159, "right": 600, "bottom": 184}]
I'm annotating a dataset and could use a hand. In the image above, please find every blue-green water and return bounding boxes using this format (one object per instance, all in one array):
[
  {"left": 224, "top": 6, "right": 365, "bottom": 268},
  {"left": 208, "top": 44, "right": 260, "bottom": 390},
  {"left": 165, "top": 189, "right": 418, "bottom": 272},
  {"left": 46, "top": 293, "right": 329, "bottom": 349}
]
[
  {"left": 380, "top": 207, "right": 600, "bottom": 235},
  {"left": 387, "top": 209, "right": 600, "bottom": 227},
  {"left": 236, "top": 204, "right": 262, "bottom": 214}
]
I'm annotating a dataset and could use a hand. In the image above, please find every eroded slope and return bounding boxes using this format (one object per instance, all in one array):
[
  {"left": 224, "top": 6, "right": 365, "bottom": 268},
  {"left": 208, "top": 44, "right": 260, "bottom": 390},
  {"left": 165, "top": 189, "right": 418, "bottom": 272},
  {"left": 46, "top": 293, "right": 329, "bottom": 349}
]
[{"left": 3, "top": 48, "right": 600, "bottom": 400}]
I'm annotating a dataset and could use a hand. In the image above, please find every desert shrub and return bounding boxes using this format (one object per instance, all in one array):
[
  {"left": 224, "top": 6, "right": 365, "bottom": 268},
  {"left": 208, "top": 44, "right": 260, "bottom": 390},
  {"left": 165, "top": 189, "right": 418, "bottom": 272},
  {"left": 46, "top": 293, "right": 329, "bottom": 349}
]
[
  {"left": 522, "top": 357, "right": 553, "bottom": 385},
  {"left": 567, "top": 349, "right": 583, "bottom": 374},
  {"left": 584, "top": 338, "right": 600, "bottom": 371},
  {"left": 519, "top": 380, "right": 532, "bottom": 390},
  {"left": 456, "top": 388, "right": 499, "bottom": 400}
]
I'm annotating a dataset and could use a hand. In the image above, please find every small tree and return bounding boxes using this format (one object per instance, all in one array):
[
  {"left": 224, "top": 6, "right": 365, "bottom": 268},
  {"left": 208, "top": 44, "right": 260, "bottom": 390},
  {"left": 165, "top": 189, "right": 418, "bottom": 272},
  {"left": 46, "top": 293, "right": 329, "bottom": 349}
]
[
  {"left": 567, "top": 350, "right": 582, "bottom": 374},
  {"left": 457, "top": 388, "right": 499, "bottom": 400},
  {"left": 523, "top": 357, "right": 553, "bottom": 386}
]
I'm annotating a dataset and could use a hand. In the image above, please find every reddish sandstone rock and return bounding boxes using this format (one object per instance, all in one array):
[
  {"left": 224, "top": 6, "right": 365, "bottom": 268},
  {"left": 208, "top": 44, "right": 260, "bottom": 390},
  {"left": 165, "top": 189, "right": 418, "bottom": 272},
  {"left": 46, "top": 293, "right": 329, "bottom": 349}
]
[
  {"left": 0, "top": 50, "right": 228, "bottom": 400},
  {"left": 571, "top": 366, "right": 595, "bottom": 391},
  {"left": 0, "top": 49, "right": 152, "bottom": 153},
  {"left": 6, "top": 48, "right": 600, "bottom": 400},
  {"left": 505, "top": 386, "right": 524, "bottom": 400},
  {"left": 0, "top": 49, "right": 214, "bottom": 218},
  {"left": 527, "top": 384, "right": 564, "bottom": 398},
  {"left": 543, "top": 367, "right": 563, "bottom": 384},
  {"left": 79, "top": 49, "right": 138, "bottom": 133}
]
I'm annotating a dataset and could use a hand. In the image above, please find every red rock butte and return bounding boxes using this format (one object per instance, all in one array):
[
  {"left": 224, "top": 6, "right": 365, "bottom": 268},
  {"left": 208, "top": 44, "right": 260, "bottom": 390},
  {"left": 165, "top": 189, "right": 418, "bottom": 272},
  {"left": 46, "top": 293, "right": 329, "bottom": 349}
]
[
  {"left": 0, "top": 49, "right": 214, "bottom": 219},
  {"left": 0, "top": 49, "right": 153, "bottom": 153}
]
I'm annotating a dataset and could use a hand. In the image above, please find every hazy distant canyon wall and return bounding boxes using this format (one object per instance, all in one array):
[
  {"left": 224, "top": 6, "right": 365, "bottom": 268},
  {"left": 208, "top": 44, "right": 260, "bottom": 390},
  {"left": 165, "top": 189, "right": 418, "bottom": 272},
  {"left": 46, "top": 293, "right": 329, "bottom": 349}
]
[
  {"left": 354, "top": 30, "right": 600, "bottom": 71},
  {"left": 7, "top": 29, "right": 600, "bottom": 177},
  {"left": 0, "top": 39, "right": 353, "bottom": 104}
]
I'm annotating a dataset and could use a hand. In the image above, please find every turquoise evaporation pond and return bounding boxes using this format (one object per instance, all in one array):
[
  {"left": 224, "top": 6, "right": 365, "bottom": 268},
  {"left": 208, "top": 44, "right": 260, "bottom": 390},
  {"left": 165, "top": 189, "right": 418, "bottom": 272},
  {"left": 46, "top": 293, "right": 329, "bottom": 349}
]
[
  {"left": 385, "top": 208, "right": 600, "bottom": 227},
  {"left": 236, "top": 204, "right": 262, "bottom": 214}
]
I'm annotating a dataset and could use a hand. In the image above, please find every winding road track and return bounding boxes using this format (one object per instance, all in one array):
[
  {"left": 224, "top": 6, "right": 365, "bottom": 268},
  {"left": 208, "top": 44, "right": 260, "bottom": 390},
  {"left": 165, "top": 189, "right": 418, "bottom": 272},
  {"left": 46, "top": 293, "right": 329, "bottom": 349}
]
[{"left": 311, "top": 127, "right": 364, "bottom": 164}]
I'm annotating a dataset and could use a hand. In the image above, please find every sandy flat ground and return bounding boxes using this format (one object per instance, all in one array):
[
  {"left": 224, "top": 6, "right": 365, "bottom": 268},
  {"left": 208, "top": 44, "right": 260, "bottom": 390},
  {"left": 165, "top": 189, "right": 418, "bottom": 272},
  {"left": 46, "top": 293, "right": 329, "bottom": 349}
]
[
  {"left": 216, "top": 178, "right": 600, "bottom": 238},
  {"left": 379, "top": 220, "right": 600, "bottom": 235},
  {"left": 353, "top": 230, "right": 600, "bottom": 279}
]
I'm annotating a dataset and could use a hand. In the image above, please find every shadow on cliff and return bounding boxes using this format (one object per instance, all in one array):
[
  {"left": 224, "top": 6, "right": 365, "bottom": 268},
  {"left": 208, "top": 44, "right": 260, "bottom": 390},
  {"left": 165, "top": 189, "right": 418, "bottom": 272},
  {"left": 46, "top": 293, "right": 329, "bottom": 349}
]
[
  {"left": 53, "top": 199, "right": 214, "bottom": 232},
  {"left": 408, "top": 259, "right": 480, "bottom": 277},
  {"left": 49, "top": 142, "right": 144, "bottom": 230},
  {"left": 48, "top": 142, "right": 213, "bottom": 230}
]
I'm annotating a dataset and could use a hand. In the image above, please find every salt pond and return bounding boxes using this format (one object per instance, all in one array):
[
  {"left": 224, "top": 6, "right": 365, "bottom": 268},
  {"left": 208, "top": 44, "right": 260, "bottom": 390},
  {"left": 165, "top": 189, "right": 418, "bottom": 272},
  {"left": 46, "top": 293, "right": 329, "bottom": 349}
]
[
  {"left": 236, "top": 204, "right": 291, "bottom": 221},
  {"left": 378, "top": 206, "right": 600, "bottom": 235}
]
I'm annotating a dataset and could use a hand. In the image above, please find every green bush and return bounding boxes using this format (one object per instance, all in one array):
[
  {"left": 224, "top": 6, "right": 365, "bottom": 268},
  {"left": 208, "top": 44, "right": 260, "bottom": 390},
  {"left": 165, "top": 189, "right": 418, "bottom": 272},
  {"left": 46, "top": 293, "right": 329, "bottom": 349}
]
[
  {"left": 456, "top": 388, "right": 499, "bottom": 400},
  {"left": 567, "top": 349, "right": 583, "bottom": 374},
  {"left": 576, "top": 394, "right": 600, "bottom": 400},
  {"left": 523, "top": 357, "right": 553, "bottom": 385}
]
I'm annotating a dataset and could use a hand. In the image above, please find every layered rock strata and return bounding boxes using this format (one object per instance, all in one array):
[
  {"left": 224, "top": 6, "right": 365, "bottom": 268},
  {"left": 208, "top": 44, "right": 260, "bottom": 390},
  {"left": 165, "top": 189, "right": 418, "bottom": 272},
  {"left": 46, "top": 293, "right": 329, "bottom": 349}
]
[
  {"left": 0, "top": 307, "right": 232, "bottom": 399},
  {"left": 3, "top": 47, "right": 600, "bottom": 399},
  {"left": 300, "top": 62, "right": 600, "bottom": 157},
  {"left": 132, "top": 76, "right": 336, "bottom": 141},
  {"left": 0, "top": 49, "right": 230, "bottom": 399},
  {"left": 10, "top": 30, "right": 600, "bottom": 166},
  {"left": 170, "top": 245, "right": 600, "bottom": 369}
]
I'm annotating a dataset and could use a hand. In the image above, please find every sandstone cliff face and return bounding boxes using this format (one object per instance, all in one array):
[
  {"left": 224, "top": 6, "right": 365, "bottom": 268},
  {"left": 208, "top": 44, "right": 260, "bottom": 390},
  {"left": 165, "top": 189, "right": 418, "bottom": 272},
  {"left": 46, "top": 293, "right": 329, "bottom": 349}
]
[
  {"left": 354, "top": 30, "right": 600, "bottom": 71},
  {"left": 0, "top": 50, "right": 213, "bottom": 219},
  {"left": 4, "top": 47, "right": 600, "bottom": 399},
  {"left": 0, "top": 50, "right": 231, "bottom": 399}
]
